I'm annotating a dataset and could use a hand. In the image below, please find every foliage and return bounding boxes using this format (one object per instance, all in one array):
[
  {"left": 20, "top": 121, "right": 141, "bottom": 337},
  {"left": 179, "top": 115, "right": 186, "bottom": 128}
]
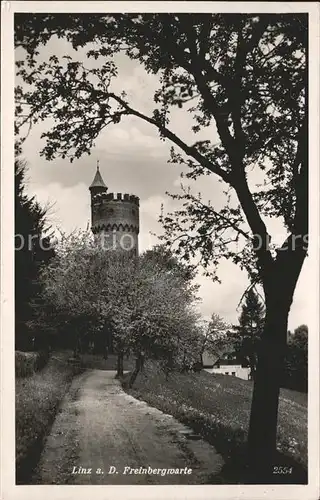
[
  {"left": 201, "top": 312, "right": 230, "bottom": 359},
  {"left": 15, "top": 158, "right": 55, "bottom": 349},
  {"left": 38, "top": 233, "right": 202, "bottom": 367},
  {"left": 283, "top": 324, "right": 308, "bottom": 392},
  {"left": 142, "top": 244, "right": 197, "bottom": 282},
  {"left": 35, "top": 230, "right": 104, "bottom": 350},
  {"left": 230, "top": 289, "right": 265, "bottom": 377}
]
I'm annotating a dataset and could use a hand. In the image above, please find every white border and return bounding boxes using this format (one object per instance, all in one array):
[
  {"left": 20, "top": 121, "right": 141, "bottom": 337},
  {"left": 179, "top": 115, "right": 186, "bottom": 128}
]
[{"left": 1, "top": 2, "right": 319, "bottom": 500}]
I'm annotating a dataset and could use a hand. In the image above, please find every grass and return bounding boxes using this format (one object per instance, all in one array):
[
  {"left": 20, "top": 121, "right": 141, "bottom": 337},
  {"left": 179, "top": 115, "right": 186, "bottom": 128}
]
[
  {"left": 123, "top": 361, "right": 307, "bottom": 484},
  {"left": 15, "top": 352, "right": 77, "bottom": 484}
]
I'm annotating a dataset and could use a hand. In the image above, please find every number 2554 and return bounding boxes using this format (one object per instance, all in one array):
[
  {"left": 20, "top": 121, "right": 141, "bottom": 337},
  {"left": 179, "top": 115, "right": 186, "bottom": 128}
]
[{"left": 273, "top": 466, "right": 293, "bottom": 474}]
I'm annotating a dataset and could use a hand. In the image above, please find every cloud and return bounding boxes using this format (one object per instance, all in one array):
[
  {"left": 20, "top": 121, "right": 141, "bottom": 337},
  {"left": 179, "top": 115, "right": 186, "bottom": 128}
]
[{"left": 26, "top": 181, "right": 90, "bottom": 235}]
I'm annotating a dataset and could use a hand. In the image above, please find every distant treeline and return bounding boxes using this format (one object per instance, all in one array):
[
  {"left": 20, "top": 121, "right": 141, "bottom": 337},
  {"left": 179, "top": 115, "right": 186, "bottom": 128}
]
[{"left": 283, "top": 325, "right": 308, "bottom": 393}]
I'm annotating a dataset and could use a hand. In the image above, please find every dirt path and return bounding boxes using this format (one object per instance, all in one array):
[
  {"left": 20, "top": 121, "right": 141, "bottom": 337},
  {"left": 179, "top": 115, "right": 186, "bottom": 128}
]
[{"left": 33, "top": 369, "right": 224, "bottom": 485}]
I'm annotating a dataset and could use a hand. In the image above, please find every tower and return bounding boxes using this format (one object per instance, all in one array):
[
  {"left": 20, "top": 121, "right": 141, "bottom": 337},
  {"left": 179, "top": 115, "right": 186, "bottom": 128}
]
[{"left": 89, "top": 162, "right": 140, "bottom": 255}]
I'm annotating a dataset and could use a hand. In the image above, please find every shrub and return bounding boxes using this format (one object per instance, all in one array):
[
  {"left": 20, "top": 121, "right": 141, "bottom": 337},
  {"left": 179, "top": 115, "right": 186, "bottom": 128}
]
[
  {"left": 15, "top": 350, "right": 50, "bottom": 378},
  {"left": 16, "top": 351, "right": 39, "bottom": 377}
]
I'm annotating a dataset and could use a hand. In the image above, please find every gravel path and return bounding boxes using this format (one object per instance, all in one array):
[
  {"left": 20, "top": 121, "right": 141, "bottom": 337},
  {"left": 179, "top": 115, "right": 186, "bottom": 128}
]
[{"left": 34, "top": 369, "right": 224, "bottom": 485}]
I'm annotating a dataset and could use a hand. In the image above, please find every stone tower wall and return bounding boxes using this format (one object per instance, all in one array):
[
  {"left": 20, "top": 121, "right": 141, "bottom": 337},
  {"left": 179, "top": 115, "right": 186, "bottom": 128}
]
[{"left": 91, "top": 192, "right": 140, "bottom": 254}]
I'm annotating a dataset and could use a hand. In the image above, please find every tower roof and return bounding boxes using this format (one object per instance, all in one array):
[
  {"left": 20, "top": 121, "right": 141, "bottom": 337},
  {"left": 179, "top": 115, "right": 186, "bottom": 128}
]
[{"left": 89, "top": 163, "right": 107, "bottom": 190}]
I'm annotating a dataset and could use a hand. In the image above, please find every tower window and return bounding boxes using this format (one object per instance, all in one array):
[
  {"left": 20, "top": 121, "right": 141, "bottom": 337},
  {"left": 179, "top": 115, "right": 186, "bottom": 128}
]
[{"left": 132, "top": 209, "right": 136, "bottom": 215}]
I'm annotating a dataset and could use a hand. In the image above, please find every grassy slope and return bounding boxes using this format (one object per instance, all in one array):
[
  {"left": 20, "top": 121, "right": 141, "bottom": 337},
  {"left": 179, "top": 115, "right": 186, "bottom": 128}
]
[
  {"left": 15, "top": 353, "right": 76, "bottom": 484},
  {"left": 123, "top": 361, "right": 307, "bottom": 483}
]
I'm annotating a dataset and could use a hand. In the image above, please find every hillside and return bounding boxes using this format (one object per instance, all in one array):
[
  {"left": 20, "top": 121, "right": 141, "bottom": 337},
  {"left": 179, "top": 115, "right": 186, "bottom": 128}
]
[{"left": 123, "top": 361, "right": 307, "bottom": 484}]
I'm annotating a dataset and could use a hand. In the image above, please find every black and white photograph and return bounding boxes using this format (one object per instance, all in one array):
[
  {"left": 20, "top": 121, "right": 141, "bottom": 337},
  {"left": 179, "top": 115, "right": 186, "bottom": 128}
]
[{"left": 1, "top": 2, "right": 320, "bottom": 499}]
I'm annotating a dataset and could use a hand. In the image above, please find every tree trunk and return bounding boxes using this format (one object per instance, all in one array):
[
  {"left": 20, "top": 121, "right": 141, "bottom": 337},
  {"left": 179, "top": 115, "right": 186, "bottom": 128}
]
[
  {"left": 182, "top": 351, "right": 186, "bottom": 370},
  {"left": 248, "top": 355, "right": 256, "bottom": 381},
  {"left": 116, "top": 351, "right": 124, "bottom": 378},
  {"left": 247, "top": 237, "right": 307, "bottom": 482},
  {"left": 140, "top": 352, "right": 145, "bottom": 372},
  {"left": 129, "top": 352, "right": 143, "bottom": 388},
  {"left": 247, "top": 297, "right": 290, "bottom": 482},
  {"left": 103, "top": 343, "right": 108, "bottom": 360},
  {"left": 73, "top": 331, "right": 80, "bottom": 359}
]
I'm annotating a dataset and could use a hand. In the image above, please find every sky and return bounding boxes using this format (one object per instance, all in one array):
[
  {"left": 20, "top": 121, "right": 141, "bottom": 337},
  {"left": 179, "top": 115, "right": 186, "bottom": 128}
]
[{"left": 16, "top": 33, "right": 310, "bottom": 331}]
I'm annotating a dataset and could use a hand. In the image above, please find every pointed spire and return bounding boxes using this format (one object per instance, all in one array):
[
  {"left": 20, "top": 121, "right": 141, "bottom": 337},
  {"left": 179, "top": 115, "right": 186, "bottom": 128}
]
[{"left": 89, "top": 160, "right": 107, "bottom": 191}]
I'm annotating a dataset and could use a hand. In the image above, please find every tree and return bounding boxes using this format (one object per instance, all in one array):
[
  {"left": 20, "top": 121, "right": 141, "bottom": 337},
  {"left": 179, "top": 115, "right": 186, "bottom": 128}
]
[
  {"left": 201, "top": 312, "right": 229, "bottom": 360},
  {"left": 38, "top": 230, "right": 107, "bottom": 357},
  {"left": 142, "top": 244, "right": 197, "bottom": 282},
  {"left": 14, "top": 13, "right": 308, "bottom": 480},
  {"left": 232, "top": 289, "right": 264, "bottom": 380},
  {"left": 133, "top": 245, "right": 201, "bottom": 375},
  {"left": 15, "top": 158, "right": 54, "bottom": 350},
  {"left": 283, "top": 324, "right": 308, "bottom": 392},
  {"left": 136, "top": 245, "right": 204, "bottom": 373},
  {"left": 39, "top": 232, "right": 201, "bottom": 378}
]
